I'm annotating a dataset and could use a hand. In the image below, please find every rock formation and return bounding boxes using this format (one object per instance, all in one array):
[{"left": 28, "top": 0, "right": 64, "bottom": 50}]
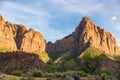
[
  {"left": 20, "top": 28, "right": 45, "bottom": 52},
  {"left": 0, "top": 52, "right": 45, "bottom": 73},
  {"left": 100, "top": 55, "right": 119, "bottom": 76},
  {"left": 0, "top": 15, "right": 49, "bottom": 62},
  {"left": 0, "top": 15, "right": 17, "bottom": 50},
  {"left": 0, "top": 15, "right": 46, "bottom": 52},
  {"left": 47, "top": 17, "right": 120, "bottom": 57}
]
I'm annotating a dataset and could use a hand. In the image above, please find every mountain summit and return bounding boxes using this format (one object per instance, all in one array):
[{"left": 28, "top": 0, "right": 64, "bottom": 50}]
[{"left": 46, "top": 17, "right": 120, "bottom": 58}]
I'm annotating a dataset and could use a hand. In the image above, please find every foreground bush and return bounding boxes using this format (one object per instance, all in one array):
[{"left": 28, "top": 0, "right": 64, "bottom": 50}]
[
  {"left": 100, "top": 73, "right": 118, "bottom": 80},
  {"left": 100, "top": 67, "right": 111, "bottom": 75},
  {"left": 31, "top": 69, "right": 43, "bottom": 77},
  {"left": 44, "top": 64, "right": 57, "bottom": 73},
  {"left": 64, "top": 76, "right": 74, "bottom": 80},
  {"left": 11, "top": 70, "right": 23, "bottom": 76}
]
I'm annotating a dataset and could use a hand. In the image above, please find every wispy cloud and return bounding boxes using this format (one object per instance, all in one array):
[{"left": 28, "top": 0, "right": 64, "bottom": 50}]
[
  {"left": 0, "top": 1, "right": 72, "bottom": 42},
  {"left": 0, "top": 0, "right": 120, "bottom": 45},
  {"left": 52, "top": 0, "right": 103, "bottom": 15}
]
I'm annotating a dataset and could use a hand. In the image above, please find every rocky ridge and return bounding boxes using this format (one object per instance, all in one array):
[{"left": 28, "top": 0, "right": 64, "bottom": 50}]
[
  {"left": 0, "top": 15, "right": 46, "bottom": 52},
  {"left": 0, "top": 15, "right": 49, "bottom": 62},
  {"left": 47, "top": 17, "right": 120, "bottom": 57}
]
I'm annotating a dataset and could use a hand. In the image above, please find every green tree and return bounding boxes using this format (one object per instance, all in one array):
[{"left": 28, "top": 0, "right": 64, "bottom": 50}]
[
  {"left": 45, "top": 64, "right": 57, "bottom": 73},
  {"left": 64, "top": 59, "right": 75, "bottom": 71},
  {"left": 82, "top": 54, "right": 102, "bottom": 74}
]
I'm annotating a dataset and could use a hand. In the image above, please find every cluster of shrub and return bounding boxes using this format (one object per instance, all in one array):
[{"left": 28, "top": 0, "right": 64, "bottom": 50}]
[
  {"left": 6, "top": 47, "right": 120, "bottom": 80},
  {"left": 10, "top": 69, "right": 118, "bottom": 80}
]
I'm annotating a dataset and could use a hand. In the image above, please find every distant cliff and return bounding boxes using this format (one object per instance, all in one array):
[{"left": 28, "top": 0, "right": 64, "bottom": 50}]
[
  {"left": 0, "top": 15, "right": 49, "bottom": 62},
  {"left": 47, "top": 17, "right": 120, "bottom": 58}
]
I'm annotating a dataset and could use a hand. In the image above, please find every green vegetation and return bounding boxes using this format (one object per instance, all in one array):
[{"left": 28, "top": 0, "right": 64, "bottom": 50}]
[
  {"left": 0, "top": 70, "right": 119, "bottom": 80},
  {"left": 79, "top": 47, "right": 103, "bottom": 74},
  {"left": 64, "top": 76, "right": 74, "bottom": 80},
  {"left": 100, "top": 67, "right": 111, "bottom": 75},
  {"left": 11, "top": 70, "right": 23, "bottom": 76},
  {"left": 0, "top": 46, "right": 119, "bottom": 79},
  {"left": 9, "top": 78, "right": 18, "bottom": 80},
  {"left": 0, "top": 47, "right": 14, "bottom": 53},
  {"left": 100, "top": 73, "right": 118, "bottom": 80},
  {"left": 63, "top": 59, "right": 75, "bottom": 71},
  {"left": 45, "top": 64, "right": 57, "bottom": 73},
  {"left": 79, "top": 47, "right": 103, "bottom": 58},
  {"left": 82, "top": 53, "right": 102, "bottom": 73},
  {"left": 33, "top": 51, "right": 50, "bottom": 63},
  {"left": 31, "top": 69, "right": 43, "bottom": 77},
  {"left": 44, "top": 71, "right": 118, "bottom": 80}
]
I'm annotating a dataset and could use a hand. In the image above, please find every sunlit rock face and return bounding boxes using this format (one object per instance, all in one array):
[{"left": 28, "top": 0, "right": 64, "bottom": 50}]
[
  {"left": 0, "top": 15, "right": 48, "bottom": 62},
  {"left": 47, "top": 17, "right": 120, "bottom": 55},
  {"left": 20, "top": 28, "right": 46, "bottom": 53},
  {"left": 0, "top": 15, "right": 17, "bottom": 50}
]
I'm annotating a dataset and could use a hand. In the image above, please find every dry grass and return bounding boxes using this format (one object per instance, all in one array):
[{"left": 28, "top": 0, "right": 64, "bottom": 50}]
[{"left": 0, "top": 73, "right": 46, "bottom": 80}]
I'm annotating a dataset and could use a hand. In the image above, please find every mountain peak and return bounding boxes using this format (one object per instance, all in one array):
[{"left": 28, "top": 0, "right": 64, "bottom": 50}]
[
  {"left": 47, "top": 17, "right": 120, "bottom": 59},
  {"left": 82, "top": 16, "right": 91, "bottom": 21},
  {"left": 80, "top": 16, "right": 93, "bottom": 25}
]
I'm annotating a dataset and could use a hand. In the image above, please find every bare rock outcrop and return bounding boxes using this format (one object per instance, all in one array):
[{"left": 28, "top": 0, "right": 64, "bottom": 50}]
[
  {"left": 100, "top": 55, "right": 120, "bottom": 76},
  {"left": 0, "top": 15, "right": 49, "bottom": 62},
  {"left": 0, "top": 15, "right": 46, "bottom": 52},
  {"left": 0, "top": 15, "right": 17, "bottom": 50},
  {"left": 20, "top": 28, "right": 45, "bottom": 52},
  {"left": 47, "top": 17, "right": 120, "bottom": 56}
]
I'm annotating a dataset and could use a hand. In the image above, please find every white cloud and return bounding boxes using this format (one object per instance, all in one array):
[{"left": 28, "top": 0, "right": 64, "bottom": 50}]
[
  {"left": 52, "top": 0, "right": 104, "bottom": 14},
  {"left": 111, "top": 16, "right": 117, "bottom": 20}
]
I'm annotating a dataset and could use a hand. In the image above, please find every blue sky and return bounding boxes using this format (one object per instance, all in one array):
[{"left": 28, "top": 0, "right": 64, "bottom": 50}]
[{"left": 0, "top": 0, "right": 120, "bottom": 45}]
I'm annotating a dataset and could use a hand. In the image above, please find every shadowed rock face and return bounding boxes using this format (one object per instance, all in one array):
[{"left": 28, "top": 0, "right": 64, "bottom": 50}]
[
  {"left": 0, "top": 52, "right": 45, "bottom": 73},
  {"left": 46, "top": 17, "right": 120, "bottom": 56},
  {"left": 100, "top": 55, "right": 119, "bottom": 76},
  {"left": 0, "top": 14, "right": 46, "bottom": 53}
]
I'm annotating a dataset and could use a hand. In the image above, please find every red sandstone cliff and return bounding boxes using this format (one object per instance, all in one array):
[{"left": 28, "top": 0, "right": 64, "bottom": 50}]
[
  {"left": 47, "top": 17, "right": 120, "bottom": 55},
  {"left": 0, "top": 15, "right": 17, "bottom": 50},
  {"left": 0, "top": 15, "right": 49, "bottom": 62},
  {"left": 0, "top": 15, "right": 46, "bottom": 53}
]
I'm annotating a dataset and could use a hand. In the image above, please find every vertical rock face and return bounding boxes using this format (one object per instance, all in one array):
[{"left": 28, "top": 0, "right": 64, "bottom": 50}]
[
  {"left": 0, "top": 15, "right": 4, "bottom": 31},
  {"left": 0, "top": 15, "right": 48, "bottom": 62},
  {"left": 0, "top": 15, "right": 17, "bottom": 50},
  {"left": 20, "top": 28, "right": 45, "bottom": 52},
  {"left": 74, "top": 17, "right": 119, "bottom": 54},
  {"left": 11, "top": 24, "right": 28, "bottom": 49},
  {"left": 46, "top": 17, "right": 120, "bottom": 55}
]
